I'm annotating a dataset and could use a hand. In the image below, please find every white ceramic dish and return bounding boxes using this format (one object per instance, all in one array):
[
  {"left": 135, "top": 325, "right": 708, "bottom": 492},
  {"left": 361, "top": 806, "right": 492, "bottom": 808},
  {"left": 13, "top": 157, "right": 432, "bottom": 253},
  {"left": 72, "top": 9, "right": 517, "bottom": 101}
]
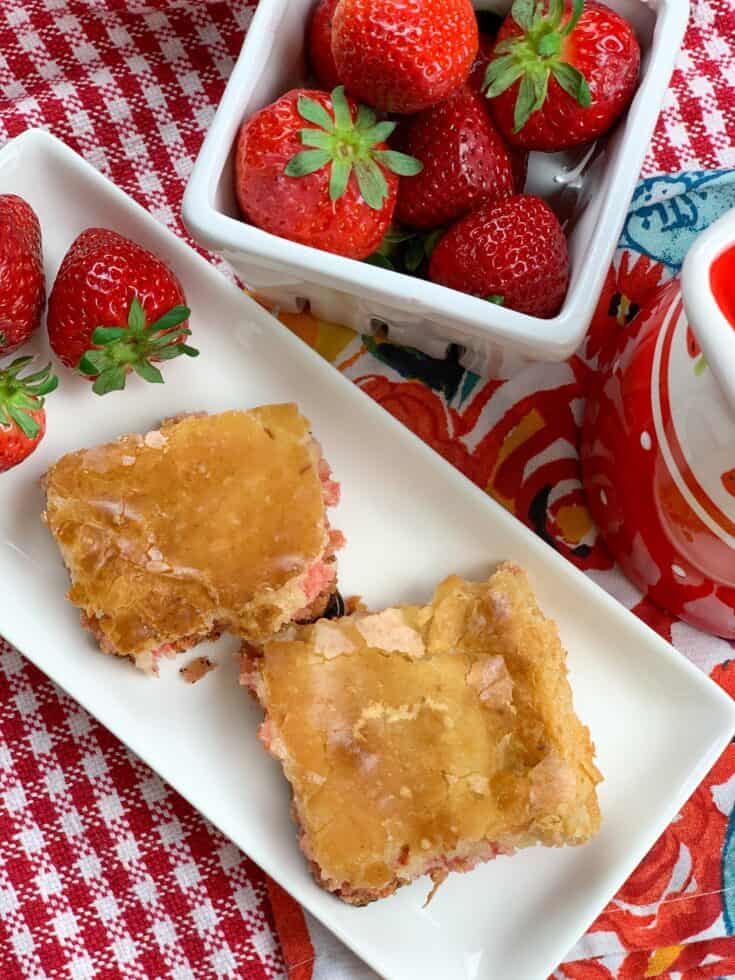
[
  {"left": 182, "top": 0, "right": 689, "bottom": 376},
  {"left": 2, "top": 130, "right": 734, "bottom": 980}
]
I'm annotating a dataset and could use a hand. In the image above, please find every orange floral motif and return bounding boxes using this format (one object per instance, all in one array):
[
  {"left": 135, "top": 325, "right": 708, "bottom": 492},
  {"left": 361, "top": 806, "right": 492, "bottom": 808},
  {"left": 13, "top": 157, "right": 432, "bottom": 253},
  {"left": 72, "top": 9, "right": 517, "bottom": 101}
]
[
  {"left": 351, "top": 360, "right": 615, "bottom": 571},
  {"left": 590, "top": 744, "right": 734, "bottom": 950},
  {"left": 557, "top": 938, "right": 735, "bottom": 979},
  {"left": 354, "top": 375, "right": 475, "bottom": 474}
]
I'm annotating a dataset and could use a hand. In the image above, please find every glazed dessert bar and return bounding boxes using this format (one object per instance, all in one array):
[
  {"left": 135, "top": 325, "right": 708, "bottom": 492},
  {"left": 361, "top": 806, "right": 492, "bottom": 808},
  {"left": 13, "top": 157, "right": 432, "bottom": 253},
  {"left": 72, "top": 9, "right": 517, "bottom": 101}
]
[
  {"left": 243, "top": 563, "right": 602, "bottom": 904},
  {"left": 44, "top": 406, "right": 343, "bottom": 673}
]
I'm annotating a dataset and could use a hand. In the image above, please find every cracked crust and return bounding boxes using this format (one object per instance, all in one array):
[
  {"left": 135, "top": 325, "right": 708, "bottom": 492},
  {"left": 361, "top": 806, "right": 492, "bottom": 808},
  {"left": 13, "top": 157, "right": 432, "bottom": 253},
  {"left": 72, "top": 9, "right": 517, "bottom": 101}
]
[
  {"left": 245, "top": 563, "right": 602, "bottom": 904},
  {"left": 44, "top": 406, "right": 342, "bottom": 672}
]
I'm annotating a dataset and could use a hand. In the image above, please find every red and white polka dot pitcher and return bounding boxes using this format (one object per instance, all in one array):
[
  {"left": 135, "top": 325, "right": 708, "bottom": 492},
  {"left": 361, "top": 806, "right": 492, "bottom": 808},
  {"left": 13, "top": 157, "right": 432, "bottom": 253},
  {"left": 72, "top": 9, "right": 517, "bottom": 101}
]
[{"left": 582, "top": 209, "right": 735, "bottom": 638}]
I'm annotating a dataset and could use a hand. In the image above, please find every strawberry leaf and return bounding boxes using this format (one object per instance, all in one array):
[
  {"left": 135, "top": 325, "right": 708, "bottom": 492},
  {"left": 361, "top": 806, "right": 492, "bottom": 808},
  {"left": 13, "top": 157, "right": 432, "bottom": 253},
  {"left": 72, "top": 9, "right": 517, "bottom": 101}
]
[
  {"left": 7, "top": 404, "right": 39, "bottom": 440},
  {"left": 560, "top": 0, "right": 585, "bottom": 36},
  {"left": 364, "top": 252, "right": 395, "bottom": 270},
  {"left": 362, "top": 121, "right": 397, "bottom": 143},
  {"left": 355, "top": 160, "right": 389, "bottom": 210},
  {"left": 551, "top": 62, "right": 592, "bottom": 107},
  {"left": 149, "top": 305, "right": 190, "bottom": 333},
  {"left": 147, "top": 327, "right": 191, "bottom": 349},
  {"left": 513, "top": 71, "right": 549, "bottom": 131},
  {"left": 329, "top": 159, "right": 352, "bottom": 202},
  {"left": 33, "top": 375, "right": 59, "bottom": 397},
  {"left": 372, "top": 150, "right": 423, "bottom": 176},
  {"left": 79, "top": 298, "right": 197, "bottom": 393},
  {"left": 537, "top": 32, "right": 561, "bottom": 57},
  {"left": 356, "top": 104, "right": 377, "bottom": 130},
  {"left": 21, "top": 365, "right": 57, "bottom": 384},
  {"left": 127, "top": 296, "right": 147, "bottom": 333},
  {"left": 298, "top": 128, "right": 333, "bottom": 150},
  {"left": 511, "top": 0, "right": 536, "bottom": 31},
  {"left": 546, "top": 0, "right": 565, "bottom": 25},
  {"left": 485, "top": 294, "right": 505, "bottom": 305},
  {"left": 285, "top": 149, "right": 332, "bottom": 177},
  {"left": 424, "top": 229, "right": 443, "bottom": 257},
  {"left": 133, "top": 360, "right": 164, "bottom": 384},
  {"left": 297, "top": 95, "right": 335, "bottom": 132},
  {"left": 92, "top": 326, "right": 127, "bottom": 344},
  {"left": 404, "top": 236, "right": 427, "bottom": 273},
  {"left": 93, "top": 366, "right": 127, "bottom": 396},
  {"left": 515, "top": 74, "right": 537, "bottom": 131},
  {"left": 79, "top": 351, "right": 106, "bottom": 375},
  {"left": 330, "top": 86, "right": 353, "bottom": 130},
  {"left": 288, "top": 90, "right": 417, "bottom": 211},
  {"left": 382, "top": 229, "right": 418, "bottom": 247},
  {"left": 153, "top": 344, "right": 198, "bottom": 361},
  {"left": 485, "top": 0, "right": 591, "bottom": 130},
  {"left": 5, "top": 357, "right": 33, "bottom": 377},
  {"left": 0, "top": 358, "right": 57, "bottom": 439},
  {"left": 485, "top": 60, "right": 525, "bottom": 99}
]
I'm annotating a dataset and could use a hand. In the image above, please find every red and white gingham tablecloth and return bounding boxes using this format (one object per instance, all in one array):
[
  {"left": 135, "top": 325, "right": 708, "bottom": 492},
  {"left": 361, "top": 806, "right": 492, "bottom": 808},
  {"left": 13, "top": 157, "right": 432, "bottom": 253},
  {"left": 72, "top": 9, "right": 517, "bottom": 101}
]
[{"left": 0, "top": 2, "right": 734, "bottom": 979}]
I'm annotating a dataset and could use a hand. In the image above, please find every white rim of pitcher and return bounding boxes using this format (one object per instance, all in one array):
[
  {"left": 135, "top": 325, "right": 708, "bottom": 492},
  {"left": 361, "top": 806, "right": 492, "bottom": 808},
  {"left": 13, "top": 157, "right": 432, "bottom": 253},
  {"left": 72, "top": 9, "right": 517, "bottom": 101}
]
[{"left": 681, "top": 207, "right": 735, "bottom": 416}]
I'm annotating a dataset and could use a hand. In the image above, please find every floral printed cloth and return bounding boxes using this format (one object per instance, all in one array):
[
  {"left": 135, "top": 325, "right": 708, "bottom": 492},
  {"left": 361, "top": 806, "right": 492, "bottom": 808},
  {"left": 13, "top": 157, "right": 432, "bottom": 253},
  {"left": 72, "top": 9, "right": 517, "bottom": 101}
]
[{"left": 263, "top": 170, "right": 735, "bottom": 980}]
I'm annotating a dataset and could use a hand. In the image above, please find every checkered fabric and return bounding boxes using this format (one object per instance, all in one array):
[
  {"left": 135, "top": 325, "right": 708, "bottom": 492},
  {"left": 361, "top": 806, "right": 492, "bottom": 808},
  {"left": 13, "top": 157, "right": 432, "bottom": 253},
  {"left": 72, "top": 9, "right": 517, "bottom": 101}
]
[{"left": 0, "top": 2, "right": 733, "bottom": 979}]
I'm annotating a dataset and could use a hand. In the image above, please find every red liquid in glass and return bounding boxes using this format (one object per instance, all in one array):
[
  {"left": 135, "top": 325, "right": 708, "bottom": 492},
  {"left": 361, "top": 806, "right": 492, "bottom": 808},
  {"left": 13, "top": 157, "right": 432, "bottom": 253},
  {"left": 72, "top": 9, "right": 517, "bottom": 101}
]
[{"left": 710, "top": 243, "right": 735, "bottom": 328}]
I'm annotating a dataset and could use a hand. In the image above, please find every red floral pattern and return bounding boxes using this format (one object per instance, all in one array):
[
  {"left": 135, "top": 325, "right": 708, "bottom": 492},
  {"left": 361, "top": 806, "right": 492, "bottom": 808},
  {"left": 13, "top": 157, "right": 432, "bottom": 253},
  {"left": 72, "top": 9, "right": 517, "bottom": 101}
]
[
  {"left": 591, "top": 745, "right": 733, "bottom": 949},
  {"left": 584, "top": 252, "right": 669, "bottom": 365}
]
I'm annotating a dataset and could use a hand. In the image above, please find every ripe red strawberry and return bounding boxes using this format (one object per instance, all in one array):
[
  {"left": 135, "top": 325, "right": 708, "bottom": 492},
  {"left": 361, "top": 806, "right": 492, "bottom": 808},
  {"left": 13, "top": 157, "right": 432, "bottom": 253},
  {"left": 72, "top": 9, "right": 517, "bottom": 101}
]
[
  {"left": 0, "top": 358, "right": 57, "bottom": 472},
  {"left": 0, "top": 195, "right": 46, "bottom": 355},
  {"left": 308, "top": 0, "right": 341, "bottom": 90},
  {"left": 484, "top": 0, "right": 640, "bottom": 150},
  {"left": 234, "top": 86, "right": 421, "bottom": 260},
  {"left": 428, "top": 195, "right": 569, "bottom": 318},
  {"left": 394, "top": 86, "right": 515, "bottom": 230},
  {"left": 47, "top": 229, "right": 196, "bottom": 396},
  {"left": 332, "top": 0, "right": 479, "bottom": 114}
]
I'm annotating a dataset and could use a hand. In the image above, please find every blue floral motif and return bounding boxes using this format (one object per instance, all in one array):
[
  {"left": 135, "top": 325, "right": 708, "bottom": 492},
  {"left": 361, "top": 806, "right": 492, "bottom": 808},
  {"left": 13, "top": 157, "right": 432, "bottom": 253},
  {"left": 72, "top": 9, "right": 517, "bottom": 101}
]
[
  {"left": 621, "top": 169, "right": 735, "bottom": 271},
  {"left": 724, "top": 804, "right": 735, "bottom": 935}
]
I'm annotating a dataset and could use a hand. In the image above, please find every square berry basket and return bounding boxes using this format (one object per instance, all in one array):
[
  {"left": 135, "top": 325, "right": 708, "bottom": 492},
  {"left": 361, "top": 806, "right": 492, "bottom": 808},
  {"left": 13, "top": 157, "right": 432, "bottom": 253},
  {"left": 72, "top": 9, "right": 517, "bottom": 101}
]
[{"left": 182, "top": 0, "right": 688, "bottom": 377}]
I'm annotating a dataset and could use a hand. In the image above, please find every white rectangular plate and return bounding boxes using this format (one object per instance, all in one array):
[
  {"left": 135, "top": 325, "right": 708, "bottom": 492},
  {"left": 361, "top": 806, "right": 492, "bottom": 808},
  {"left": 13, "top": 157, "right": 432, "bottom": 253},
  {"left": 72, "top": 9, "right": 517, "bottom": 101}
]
[{"left": 2, "top": 130, "right": 734, "bottom": 980}]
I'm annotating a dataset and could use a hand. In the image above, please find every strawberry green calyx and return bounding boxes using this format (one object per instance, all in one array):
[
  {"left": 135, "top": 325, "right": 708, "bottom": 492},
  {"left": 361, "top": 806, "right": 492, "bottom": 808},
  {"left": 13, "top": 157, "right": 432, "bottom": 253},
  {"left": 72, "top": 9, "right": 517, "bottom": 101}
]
[
  {"left": 0, "top": 357, "right": 58, "bottom": 440},
  {"left": 285, "top": 86, "right": 423, "bottom": 210},
  {"left": 484, "top": 0, "right": 591, "bottom": 133},
  {"left": 78, "top": 297, "right": 198, "bottom": 396}
]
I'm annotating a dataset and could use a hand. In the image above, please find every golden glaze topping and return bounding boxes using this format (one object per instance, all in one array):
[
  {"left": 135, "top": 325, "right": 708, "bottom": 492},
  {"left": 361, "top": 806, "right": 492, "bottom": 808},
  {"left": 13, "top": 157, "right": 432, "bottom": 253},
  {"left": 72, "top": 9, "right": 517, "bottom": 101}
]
[
  {"left": 257, "top": 564, "right": 601, "bottom": 894},
  {"left": 45, "top": 406, "right": 331, "bottom": 657}
]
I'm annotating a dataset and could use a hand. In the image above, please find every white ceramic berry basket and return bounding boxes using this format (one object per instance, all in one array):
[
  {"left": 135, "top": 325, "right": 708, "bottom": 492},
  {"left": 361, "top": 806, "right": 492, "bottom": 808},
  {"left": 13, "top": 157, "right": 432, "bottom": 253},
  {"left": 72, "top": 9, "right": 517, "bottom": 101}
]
[{"left": 182, "top": 0, "right": 689, "bottom": 377}]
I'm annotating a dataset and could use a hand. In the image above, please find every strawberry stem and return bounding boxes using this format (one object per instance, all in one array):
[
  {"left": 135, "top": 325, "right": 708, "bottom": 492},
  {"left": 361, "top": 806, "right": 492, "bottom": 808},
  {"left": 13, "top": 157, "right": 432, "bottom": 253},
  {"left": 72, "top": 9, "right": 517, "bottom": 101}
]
[
  {"left": 0, "top": 358, "right": 58, "bottom": 440},
  {"left": 285, "top": 87, "right": 423, "bottom": 211},
  {"left": 485, "top": 0, "right": 592, "bottom": 132},
  {"left": 78, "top": 296, "right": 198, "bottom": 396}
]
